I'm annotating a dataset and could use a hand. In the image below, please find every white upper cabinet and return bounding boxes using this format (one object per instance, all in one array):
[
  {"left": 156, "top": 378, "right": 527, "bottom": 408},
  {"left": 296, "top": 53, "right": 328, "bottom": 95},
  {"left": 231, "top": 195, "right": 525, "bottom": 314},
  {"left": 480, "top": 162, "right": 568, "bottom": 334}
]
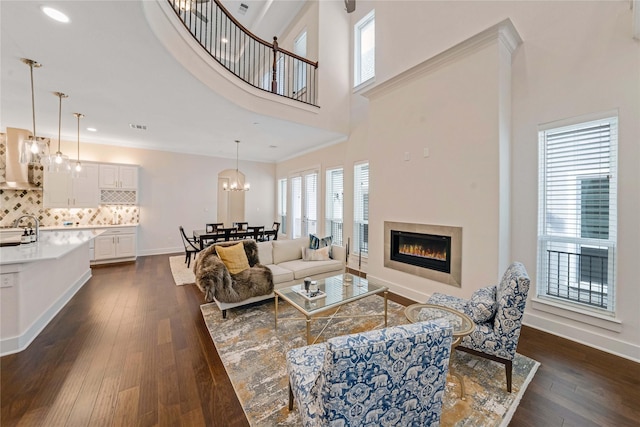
[
  {"left": 43, "top": 163, "right": 100, "bottom": 208},
  {"left": 99, "top": 164, "right": 138, "bottom": 190}
]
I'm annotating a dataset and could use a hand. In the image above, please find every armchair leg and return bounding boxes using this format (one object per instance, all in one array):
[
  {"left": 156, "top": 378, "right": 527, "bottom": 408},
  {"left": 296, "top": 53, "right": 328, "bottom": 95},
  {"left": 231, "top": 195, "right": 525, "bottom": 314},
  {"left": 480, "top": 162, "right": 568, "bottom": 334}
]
[
  {"left": 222, "top": 309, "right": 227, "bottom": 319},
  {"left": 456, "top": 346, "right": 514, "bottom": 393},
  {"left": 288, "top": 382, "right": 294, "bottom": 410}
]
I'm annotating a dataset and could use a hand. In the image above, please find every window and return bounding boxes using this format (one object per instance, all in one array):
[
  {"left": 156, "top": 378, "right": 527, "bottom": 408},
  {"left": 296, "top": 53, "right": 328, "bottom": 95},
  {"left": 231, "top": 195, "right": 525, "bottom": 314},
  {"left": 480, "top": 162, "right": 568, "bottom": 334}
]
[
  {"left": 278, "top": 178, "right": 287, "bottom": 235},
  {"left": 291, "top": 170, "right": 318, "bottom": 238},
  {"left": 354, "top": 162, "right": 369, "bottom": 255},
  {"left": 325, "top": 167, "right": 344, "bottom": 245},
  {"left": 293, "top": 31, "right": 307, "bottom": 94},
  {"left": 537, "top": 115, "right": 618, "bottom": 312},
  {"left": 354, "top": 10, "right": 375, "bottom": 87}
]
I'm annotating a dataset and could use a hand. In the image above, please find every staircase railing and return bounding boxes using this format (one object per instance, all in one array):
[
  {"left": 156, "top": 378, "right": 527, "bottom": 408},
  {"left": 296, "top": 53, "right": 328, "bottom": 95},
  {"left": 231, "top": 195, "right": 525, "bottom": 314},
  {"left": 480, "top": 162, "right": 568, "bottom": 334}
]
[{"left": 168, "top": 0, "right": 318, "bottom": 106}]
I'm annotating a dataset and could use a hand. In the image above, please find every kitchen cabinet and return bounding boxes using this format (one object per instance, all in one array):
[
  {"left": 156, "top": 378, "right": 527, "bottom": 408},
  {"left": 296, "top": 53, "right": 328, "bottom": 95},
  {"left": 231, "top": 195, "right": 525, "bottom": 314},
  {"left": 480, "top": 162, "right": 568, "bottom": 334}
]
[
  {"left": 99, "top": 164, "right": 138, "bottom": 190},
  {"left": 43, "top": 163, "right": 100, "bottom": 208},
  {"left": 92, "top": 227, "right": 137, "bottom": 263}
]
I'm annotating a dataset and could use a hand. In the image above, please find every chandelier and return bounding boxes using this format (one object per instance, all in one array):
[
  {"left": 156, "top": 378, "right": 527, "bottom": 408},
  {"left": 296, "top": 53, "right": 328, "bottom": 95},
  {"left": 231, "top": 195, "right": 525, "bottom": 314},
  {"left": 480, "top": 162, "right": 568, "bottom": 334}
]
[{"left": 223, "top": 140, "right": 250, "bottom": 191}]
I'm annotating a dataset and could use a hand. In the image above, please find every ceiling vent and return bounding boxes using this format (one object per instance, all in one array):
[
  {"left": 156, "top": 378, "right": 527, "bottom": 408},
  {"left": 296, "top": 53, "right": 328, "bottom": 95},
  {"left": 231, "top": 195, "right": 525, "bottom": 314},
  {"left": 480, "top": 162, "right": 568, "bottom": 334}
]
[
  {"left": 129, "top": 124, "right": 147, "bottom": 130},
  {"left": 238, "top": 3, "right": 248, "bottom": 15}
]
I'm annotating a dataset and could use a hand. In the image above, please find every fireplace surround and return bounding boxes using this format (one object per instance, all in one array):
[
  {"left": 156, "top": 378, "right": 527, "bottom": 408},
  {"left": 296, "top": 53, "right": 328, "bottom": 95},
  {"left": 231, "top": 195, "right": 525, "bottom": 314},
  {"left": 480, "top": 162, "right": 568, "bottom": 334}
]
[{"left": 384, "top": 221, "right": 462, "bottom": 287}]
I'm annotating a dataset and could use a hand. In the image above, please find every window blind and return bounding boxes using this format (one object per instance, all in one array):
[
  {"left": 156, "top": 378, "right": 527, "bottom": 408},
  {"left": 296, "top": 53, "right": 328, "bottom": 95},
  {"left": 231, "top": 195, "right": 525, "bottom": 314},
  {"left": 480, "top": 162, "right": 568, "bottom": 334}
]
[
  {"left": 537, "top": 116, "right": 617, "bottom": 311},
  {"left": 278, "top": 178, "right": 287, "bottom": 234},
  {"left": 291, "top": 176, "right": 302, "bottom": 238},
  {"left": 326, "top": 168, "right": 344, "bottom": 245},
  {"left": 354, "top": 162, "right": 369, "bottom": 254},
  {"left": 305, "top": 172, "right": 318, "bottom": 235}
]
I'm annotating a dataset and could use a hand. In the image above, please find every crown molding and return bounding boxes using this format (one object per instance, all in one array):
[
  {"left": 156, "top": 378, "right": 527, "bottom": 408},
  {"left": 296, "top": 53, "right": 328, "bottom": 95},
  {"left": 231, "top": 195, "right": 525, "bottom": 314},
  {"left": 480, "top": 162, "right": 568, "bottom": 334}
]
[{"left": 362, "top": 18, "right": 523, "bottom": 100}]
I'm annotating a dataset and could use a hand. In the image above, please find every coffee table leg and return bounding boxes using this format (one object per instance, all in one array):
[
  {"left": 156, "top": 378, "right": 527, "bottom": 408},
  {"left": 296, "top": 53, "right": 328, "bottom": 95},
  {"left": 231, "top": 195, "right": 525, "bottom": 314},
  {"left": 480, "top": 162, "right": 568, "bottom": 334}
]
[
  {"left": 274, "top": 294, "right": 279, "bottom": 330},
  {"left": 450, "top": 365, "right": 466, "bottom": 400},
  {"left": 384, "top": 291, "right": 388, "bottom": 327},
  {"left": 306, "top": 317, "right": 311, "bottom": 345},
  {"left": 450, "top": 339, "right": 466, "bottom": 400}
]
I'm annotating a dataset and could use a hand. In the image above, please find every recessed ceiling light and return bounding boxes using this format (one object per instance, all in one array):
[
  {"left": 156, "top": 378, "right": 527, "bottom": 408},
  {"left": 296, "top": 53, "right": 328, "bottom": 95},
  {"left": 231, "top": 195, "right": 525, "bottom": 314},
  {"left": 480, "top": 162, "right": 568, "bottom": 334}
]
[
  {"left": 221, "top": 37, "right": 229, "bottom": 43},
  {"left": 87, "top": 127, "right": 97, "bottom": 132},
  {"left": 41, "top": 6, "right": 70, "bottom": 23}
]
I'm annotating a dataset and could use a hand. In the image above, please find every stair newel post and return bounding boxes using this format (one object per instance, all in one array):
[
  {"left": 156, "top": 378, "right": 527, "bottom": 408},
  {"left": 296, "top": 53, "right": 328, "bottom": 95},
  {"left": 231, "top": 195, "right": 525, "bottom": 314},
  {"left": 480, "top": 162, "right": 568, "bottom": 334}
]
[{"left": 271, "top": 36, "right": 279, "bottom": 94}]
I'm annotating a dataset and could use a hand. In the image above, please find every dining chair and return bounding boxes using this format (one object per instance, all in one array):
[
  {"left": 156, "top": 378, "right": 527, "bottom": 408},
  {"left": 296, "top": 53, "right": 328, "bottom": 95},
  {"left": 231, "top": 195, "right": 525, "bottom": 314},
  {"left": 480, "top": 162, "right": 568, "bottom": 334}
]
[
  {"left": 232, "top": 222, "right": 248, "bottom": 239},
  {"left": 205, "top": 222, "right": 223, "bottom": 233},
  {"left": 179, "top": 226, "right": 200, "bottom": 268},
  {"left": 250, "top": 225, "right": 265, "bottom": 241}
]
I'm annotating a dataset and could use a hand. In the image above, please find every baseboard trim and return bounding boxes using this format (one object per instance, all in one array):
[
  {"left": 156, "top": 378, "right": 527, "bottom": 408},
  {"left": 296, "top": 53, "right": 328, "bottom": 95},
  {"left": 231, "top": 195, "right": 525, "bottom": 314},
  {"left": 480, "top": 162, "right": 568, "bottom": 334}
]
[
  {"left": 368, "top": 274, "right": 640, "bottom": 362},
  {"left": 522, "top": 312, "right": 640, "bottom": 363}
]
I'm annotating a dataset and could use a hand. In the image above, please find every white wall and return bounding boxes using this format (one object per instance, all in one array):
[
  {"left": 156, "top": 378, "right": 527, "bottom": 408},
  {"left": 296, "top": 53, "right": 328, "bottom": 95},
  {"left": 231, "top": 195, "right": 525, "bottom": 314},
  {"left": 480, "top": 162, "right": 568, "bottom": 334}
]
[
  {"left": 67, "top": 140, "right": 276, "bottom": 256},
  {"left": 363, "top": 27, "right": 517, "bottom": 302},
  {"left": 276, "top": 1, "right": 640, "bottom": 360}
]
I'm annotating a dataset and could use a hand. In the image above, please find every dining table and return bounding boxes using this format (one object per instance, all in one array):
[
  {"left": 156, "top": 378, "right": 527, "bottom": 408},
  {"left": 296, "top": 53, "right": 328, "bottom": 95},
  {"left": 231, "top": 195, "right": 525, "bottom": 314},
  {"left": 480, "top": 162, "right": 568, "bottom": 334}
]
[
  {"left": 193, "top": 226, "right": 269, "bottom": 249},
  {"left": 193, "top": 227, "right": 239, "bottom": 249}
]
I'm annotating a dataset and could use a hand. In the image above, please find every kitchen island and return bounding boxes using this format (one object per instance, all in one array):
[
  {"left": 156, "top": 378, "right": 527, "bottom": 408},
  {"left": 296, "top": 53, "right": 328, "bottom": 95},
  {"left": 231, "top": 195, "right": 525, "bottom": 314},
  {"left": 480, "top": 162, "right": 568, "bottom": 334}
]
[{"left": 0, "top": 229, "right": 104, "bottom": 355}]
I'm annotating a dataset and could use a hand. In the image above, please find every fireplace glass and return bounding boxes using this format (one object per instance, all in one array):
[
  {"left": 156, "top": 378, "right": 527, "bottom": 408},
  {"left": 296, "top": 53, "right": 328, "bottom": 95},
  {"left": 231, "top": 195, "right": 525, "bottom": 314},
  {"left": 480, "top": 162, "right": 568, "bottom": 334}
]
[{"left": 390, "top": 230, "right": 451, "bottom": 273}]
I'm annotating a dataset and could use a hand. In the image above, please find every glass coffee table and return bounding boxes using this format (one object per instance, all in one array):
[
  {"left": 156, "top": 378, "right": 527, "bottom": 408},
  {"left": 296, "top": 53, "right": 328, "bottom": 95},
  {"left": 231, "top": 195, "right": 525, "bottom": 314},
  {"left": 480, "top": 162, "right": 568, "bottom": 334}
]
[
  {"left": 275, "top": 274, "right": 388, "bottom": 345},
  {"left": 405, "top": 303, "right": 475, "bottom": 399}
]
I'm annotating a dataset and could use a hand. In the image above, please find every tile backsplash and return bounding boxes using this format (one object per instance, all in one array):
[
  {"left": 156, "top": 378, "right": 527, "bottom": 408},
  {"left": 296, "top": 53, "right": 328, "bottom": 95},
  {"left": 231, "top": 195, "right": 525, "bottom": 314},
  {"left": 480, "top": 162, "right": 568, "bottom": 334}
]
[{"left": 0, "top": 189, "right": 139, "bottom": 227}]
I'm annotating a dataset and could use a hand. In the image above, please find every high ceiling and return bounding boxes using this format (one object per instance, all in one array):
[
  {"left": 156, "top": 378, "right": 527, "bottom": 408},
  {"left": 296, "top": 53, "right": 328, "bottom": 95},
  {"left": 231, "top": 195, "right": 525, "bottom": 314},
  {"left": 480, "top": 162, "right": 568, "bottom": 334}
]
[{"left": 0, "top": 0, "right": 343, "bottom": 163}]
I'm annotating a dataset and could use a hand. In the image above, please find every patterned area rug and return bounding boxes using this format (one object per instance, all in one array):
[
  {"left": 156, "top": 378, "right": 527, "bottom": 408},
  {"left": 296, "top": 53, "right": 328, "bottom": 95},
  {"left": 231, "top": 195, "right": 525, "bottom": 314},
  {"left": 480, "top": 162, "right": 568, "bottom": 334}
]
[
  {"left": 201, "top": 295, "right": 539, "bottom": 426},
  {"left": 169, "top": 255, "right": 196, "bottom": 285}
]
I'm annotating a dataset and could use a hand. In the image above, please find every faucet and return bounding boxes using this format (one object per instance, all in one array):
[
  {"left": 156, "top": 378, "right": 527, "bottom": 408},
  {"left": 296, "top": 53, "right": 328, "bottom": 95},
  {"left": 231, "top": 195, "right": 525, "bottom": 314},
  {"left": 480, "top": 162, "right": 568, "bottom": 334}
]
[{"left": 13, "top": 214, "right": 40, "bottom": 242}]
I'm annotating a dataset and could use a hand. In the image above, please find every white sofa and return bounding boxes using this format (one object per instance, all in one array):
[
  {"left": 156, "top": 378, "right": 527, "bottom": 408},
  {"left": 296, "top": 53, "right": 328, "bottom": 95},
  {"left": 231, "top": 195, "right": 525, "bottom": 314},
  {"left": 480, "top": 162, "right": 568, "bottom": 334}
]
[{"left": 213, "top": 237, "right": 345, "bottom": 316}]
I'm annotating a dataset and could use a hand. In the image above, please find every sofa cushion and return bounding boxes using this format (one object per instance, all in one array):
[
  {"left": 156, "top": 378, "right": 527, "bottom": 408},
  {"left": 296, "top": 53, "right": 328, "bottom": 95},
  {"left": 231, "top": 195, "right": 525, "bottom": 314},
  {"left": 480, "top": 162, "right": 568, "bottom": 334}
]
[
  {"left": 302, "top": 246, "right": 331, "bottom": 261},
  {"left": 257, "top": 241, "right": 273, "bottom": 265},
  {"left": 267, "top": 264, "right": 295, "bottom": 285},
  {"left": 279, "top": 259, "right": 343, "bottom": 280},
  {"left": 215, "top": 242, "right": 250, "bottom": 274},
  {"left": 272, "top": 237, "right": 308, "bottom": 264}
]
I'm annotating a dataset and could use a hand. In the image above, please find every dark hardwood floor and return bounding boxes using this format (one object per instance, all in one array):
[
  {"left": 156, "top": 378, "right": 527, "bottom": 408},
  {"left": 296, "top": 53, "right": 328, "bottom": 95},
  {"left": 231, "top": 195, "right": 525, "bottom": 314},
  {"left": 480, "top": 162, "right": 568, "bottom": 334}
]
[{"left": 2, "top": 255, "right": 638, "bottom": 426}]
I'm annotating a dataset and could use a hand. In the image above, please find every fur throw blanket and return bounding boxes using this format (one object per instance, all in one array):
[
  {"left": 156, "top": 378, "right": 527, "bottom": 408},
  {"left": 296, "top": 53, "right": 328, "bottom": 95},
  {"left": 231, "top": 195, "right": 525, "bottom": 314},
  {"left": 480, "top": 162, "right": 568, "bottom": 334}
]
[{"left": 194, "top": 239, "right": 274, "bottom": 303}]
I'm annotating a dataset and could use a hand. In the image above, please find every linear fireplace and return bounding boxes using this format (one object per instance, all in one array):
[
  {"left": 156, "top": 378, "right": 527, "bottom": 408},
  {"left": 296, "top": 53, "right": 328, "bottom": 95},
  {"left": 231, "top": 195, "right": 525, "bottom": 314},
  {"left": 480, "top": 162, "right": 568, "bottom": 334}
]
[
  {"left": 384, "top": 222, "right": 462, "bottom": 287},
  {"left": 391, "top": 231, "right": 451, "bottom": 273}
]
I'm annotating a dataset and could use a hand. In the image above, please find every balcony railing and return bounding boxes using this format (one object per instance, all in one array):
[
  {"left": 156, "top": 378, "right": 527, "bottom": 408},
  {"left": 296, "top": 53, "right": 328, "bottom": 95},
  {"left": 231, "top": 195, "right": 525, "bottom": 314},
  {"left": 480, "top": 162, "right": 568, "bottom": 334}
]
[
  {"left": 168, "top": 0, "right": 318, "bottom": 106},
  {"left": 545, "top": 249, "right": 609, "bottom": 308}
]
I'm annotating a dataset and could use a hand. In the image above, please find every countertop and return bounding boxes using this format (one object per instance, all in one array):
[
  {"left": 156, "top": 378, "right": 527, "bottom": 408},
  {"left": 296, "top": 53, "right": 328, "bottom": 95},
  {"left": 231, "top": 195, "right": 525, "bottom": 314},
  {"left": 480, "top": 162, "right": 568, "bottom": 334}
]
[{"left": 0, "top": 229, "right": 106, "bottom": 265}]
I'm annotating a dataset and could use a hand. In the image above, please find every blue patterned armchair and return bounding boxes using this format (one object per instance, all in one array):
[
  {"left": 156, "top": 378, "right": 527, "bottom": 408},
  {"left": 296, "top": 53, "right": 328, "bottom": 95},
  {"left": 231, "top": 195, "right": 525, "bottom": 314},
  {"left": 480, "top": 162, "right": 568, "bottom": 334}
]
[
  {"left": 428, "top": 262, "right": 530, "bottom": 392},
  {"left": 286, "top": 321, "right": 453, "bottom": 427}
]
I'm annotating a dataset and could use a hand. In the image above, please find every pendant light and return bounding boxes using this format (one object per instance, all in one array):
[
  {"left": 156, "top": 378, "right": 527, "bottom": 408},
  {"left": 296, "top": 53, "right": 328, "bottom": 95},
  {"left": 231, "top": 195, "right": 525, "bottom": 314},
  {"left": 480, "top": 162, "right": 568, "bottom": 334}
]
[
  {"left": 223, "top": 140, "right": 250, "bottom": 191},
  {"left": 19, "top": 58, "right": 49, "bottom": 164},
  {"left": 44, "top": 91, "right": 71, "bottom": 173},
  {"left": 72, "top": 113, "right": 84, "bottom": 175}
]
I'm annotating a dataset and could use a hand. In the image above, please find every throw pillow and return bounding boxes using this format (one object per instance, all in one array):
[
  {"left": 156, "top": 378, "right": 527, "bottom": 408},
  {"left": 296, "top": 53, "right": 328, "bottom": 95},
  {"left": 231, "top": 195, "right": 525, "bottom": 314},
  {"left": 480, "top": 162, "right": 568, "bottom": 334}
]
[
  {"left": 309, "top": 234, "right": 332, "bottom": 249},
  {"left": 466, "top": 285, "right": 497, "bottom": 323},
  {"left": 215, "top": 243, "right": 250, "bottom": 274},
  {"left": 302, "top": 246, "right": 331, "bottom": 261}
]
